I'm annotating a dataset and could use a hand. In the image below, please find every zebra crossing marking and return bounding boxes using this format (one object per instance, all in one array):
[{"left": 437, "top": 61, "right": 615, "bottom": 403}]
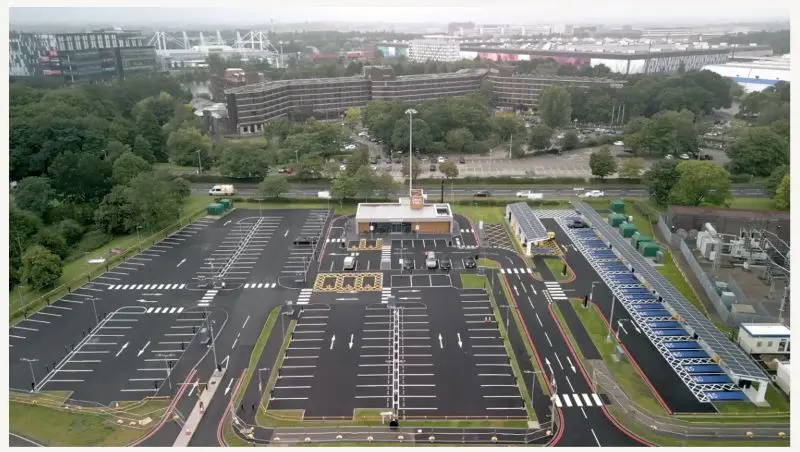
[
  {"left": 544, "top": 281, "right": 567, "bottom": 300},
  {"left": 327, "top": 238, "right": 345, "bottom": 243},
  {"left": 552, "top": 393, "right": 604, "bottom": 408},
  {"left": 297, "top": 288, "right": 313, "bottom": 305},
  {"left": 500, "top": 268, "right": 532, "bottom": 274},
  {"left": 107, "top": 283, "right": 185, "bottom": 291},
  {"left": 144, "top": 307, "right": 185, "bottom": 314},
  {"left": 243, "top": 283, "right": 277, "bottom": 289}
]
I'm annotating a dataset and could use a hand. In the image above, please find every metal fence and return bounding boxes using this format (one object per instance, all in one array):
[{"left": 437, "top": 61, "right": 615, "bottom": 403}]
[
  {"left": 675, "top": 239, "right": 733, "bottom": 325},
  {"left": 591, "top": 364, "right": 790, "bottom": 443}
]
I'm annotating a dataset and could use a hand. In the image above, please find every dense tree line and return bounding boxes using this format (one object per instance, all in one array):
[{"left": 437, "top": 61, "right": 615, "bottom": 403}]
[
  {"left": 707, "top": 29, "right": 790, "bottom": 55},
  {"left": 10, "top": 75, "right": 196, "bottom": 290}
]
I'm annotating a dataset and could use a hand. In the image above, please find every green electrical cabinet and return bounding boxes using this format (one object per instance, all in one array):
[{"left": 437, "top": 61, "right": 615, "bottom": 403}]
[
  {"left": 609, "top": 213, "right": 626, "bottom": 227},
  {"left": 641, "top": 242, "right": 660, "bottom": 257},
  {"left": 633, "top": 235, "right": 652, "bottom": 250},
  {"left": 219, "top": 198, "right": 232, "bottom": 210},
  {"left": 619, "top": 223, "right": 638, "bottom": 238},
  {"left": 609, "top": 199, "right": 626, "bottom": 214},
  {"left": 207, "top": 203, "right": 224, "bottom": 215}
]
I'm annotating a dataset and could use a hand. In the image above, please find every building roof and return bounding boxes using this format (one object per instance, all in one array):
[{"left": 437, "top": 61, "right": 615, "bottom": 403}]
[
  {"left": 508, "top": 202, "right": 550, "bottom": 243},
  {"left": 740, "top": 324, "right": 791, "bottom": 338},
  {"left": 225, "top": 75, "right": 367, "bottom": 95},
  {"left": 356, "top": 202, "right": 453, "bottom": 222},
  {"left": 574, "top": 200, "right": 769, "bottom": 382}
]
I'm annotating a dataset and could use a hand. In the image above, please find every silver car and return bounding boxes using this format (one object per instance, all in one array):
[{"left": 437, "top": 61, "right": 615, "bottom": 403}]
[{"left": 425, "top": 251, "right": 438, "bottom": 269}]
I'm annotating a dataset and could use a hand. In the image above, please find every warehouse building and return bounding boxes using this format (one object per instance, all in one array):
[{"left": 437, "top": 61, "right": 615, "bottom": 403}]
[{"left": 355, "top": 189, "right": 454, "bottom": 235}]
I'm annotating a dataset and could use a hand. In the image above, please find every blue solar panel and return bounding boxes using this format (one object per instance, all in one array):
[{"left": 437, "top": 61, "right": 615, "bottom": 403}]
[
  {"left": 665, "top": 341, "right": 701, "bottom": 350},
  {"left": 508, "top": 203, "right": 550, "bottom": 243},
  {"left": 639, "top": 310, "right": 671, "bottom": 317},
  {"left": 684, "top": 364, "right": 724, "bottom": 374},
  {"left": 705, "top": 391, "right": 746, "bottom": 401},
  {"left": 648, "top": 321, "right": 681, "bottom": 329},
  {"left": 671, "top": 350, "right": 710, "bottom": 359},
  {"left": 633, "top": 303, "right": 664, "bottom": 310},
  {"left": 693, "top": 375, "right": 733, "bottom": 384},
  {"left": 651, "top": 328, "right": 689, "bottom": 337}
]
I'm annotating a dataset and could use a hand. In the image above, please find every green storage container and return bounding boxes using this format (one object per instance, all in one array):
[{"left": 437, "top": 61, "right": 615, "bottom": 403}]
[
  {"left": 619, "top": 223, "right": 638, "bottom": 238},
  {"left": 633, "top": 235, "right": 652, "bottom": 250},
  {"left": 609, "top": 199, "right": 626, "bottom": 214},
  {"left": 641, "top": 242, "right": 660, "bottom": 257},
  {"left": 609, "top": 213, "right": 626, "bottom": 227},
  {"left": 207, "top": 203, "right": 224, "bottom": 215},
  {"left": 219, "top": 198, "right": 231, "bottom": 210}
]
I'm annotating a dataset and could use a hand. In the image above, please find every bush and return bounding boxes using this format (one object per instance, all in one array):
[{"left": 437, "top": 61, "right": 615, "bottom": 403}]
[
  {"left": 729, "top": 173, "right": 754, "bottom": 183},
  {"left": 69, "top": 229, "right": 114, "bottom": 261}
]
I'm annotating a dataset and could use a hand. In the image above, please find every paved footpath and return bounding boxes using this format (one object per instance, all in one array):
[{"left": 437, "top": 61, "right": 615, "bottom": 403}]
[{"left": 173, "top": 366, "right": 227, "bottom": 446}]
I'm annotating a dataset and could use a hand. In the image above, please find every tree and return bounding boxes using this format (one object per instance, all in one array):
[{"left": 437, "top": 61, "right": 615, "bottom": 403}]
[
  {"left": 643, "top": 159, "right": 680, "bottom": 206},
  {"left": 216, "top": 141, "right": 273, "bottom": 178},
  {"left": 35, "top": 227, "right": 69, "bottom": 259},
  {"left": 439, "top": 160, "right": 459, "bottom": 179},
  {"left": 123, "top": 172, "right": 187, "bottom": 231},
  {"left": 259, "top": 174, "right": 289, "bottom": 199},
  {"left": 22, "top": 245, "right": 63, "bottom": 290},
  {"left": 132, "top": 135, "right": 156, "bottom": 163},
  {"left": 529, "top": 125, "right": 553, "bottom": 150},
  {"left": 331, "top": 176, "right": 358, "bottom": 203},
  {"left": 562, "top": 131, "right": 579, "bottom": 150},
  {"left": 391, "top": 118, "right": 433, "bottom": 152},
  {"left": 373, "top": 172, "right": 396, "bottom": 199},
  {"left": 726, "top": 127, "right": 788, "bottom": 177},
  {"left": 489, "top": 112, "right": 526, "bottom": 142},
  {"left": 444, "top": 128, "right": 474, "bottom": 155},
  {"left": 112, "top": 152, "right": 152, "bottom": 185},
  {"left": 294, "top": 155, "right": 324, "bottom": 180},
  {"left": 56, "top": 219, "right": 85, "bottom": 246},
  {"left": 166, "top": 127, "right": 213, "bottom": 169},
  {"left": 669, "top": 161, "right": 732, "bottom": 206},
  {"left": 14, "top": 176, "right": 55, "bottom": 218},
  {"left": 401, "top": 157, "right": 422, "bottom": 182},
  {"left": 48, "top": 152, "right": 112, "bottom": 203},
  {"left": 538, "top": 85, "right": 572, "bottom": 129},
  {"left": 617, "top": 158, "right": 646, "bottom": 179},
  {"left": 765, "top": 165, "right": 789, "bottom": 196},
  {"left": 773, "top": 174, "right": 790, "bottom": 211},
  {"left": 353, "top": 166, "right": 378, "bottom": 201},
  {"left": 136, "top": 109, "right": 166, "bottom": 162},
  {"left": 345, "top": 147, "right": 370, "bottom": 177},
  {"left": 588, "top": 147, "right": 618, "bottom": 180},
  {"left": 104, "top": 140, "right": 132, "bottom": 162},
  {"left": 343, "top": 107, "right": 360, "bottom": 128}
]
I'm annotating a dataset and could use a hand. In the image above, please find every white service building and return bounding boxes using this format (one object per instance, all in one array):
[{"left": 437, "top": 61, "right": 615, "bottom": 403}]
[
  {"left": 775, "top": 360, "right": 790, "bottom": 395},
  {"left": 737, "top": 323, "right": 791, "bottom": 356},
  {"left": 702, "top": 56, "right": 790, "bottom": 93}
]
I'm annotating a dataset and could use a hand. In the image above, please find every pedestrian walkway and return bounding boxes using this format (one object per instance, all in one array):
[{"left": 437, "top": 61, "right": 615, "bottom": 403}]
[
  {"left": 144, "top": 306, "right": 186, "bottom": 314},
  {"left": 500, "top": 268, "right": 532, "bottom": 274},
  {"left": 543, "top": 282, "right": 567, "bottom": 301},
  {"left": 107, "top": 283, "right": 186, "bottom": 290},
  {"left": 199, "top": 289, "right": 218, "bottom": 308},
  {"left": 380, "top": 245, "right": 392, "bottom": 270},
  {"left": 243, "top": 283, "right": 277, "bottom": 289},
  {"left": 552, "top": 393, "right": 604, "bottom": 408},
  {"left": 173, "top": 366, "right": 227, "bottom": 446},
  {"left": 297, "top": 289, "right": 312, "bottom": 305}
]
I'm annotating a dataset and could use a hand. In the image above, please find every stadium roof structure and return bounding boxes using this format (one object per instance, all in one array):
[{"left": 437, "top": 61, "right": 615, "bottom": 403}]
[
  {"left": 508, "top": 202, "right": 550, "bottom": 243},
  {"left": 573, "top": 201, "right": 768, "bottom": 382}
]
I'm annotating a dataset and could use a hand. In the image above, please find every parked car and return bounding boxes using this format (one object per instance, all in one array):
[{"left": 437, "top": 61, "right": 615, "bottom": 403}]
[
  {"left": 464, "top": 257, "right": 477, "bottom": 268},
  {"left": 473, "top": 190, "right": 491, "bottom": 198},
  {"left": 394, "top": 158, "right": 402, "bottom": 164},
  {"left": 458, "top": 156, "right": 466, "bottom": 164},
  {"left": 344, "top": 144, "right": 357, "bottom": 150},
  {"left": 679, "top": 153, "right": 691, "bottom": 160},
  {"left": 358, "top": 131, "right": 369, "bottom": 137},
  {"left": 623, "top": 148, "right": 634, "bottom": 154},
  {"left": 293, "top": 236, "right": 318, "bottom": 245},
  {"left": 581, "top": 190, "right": 605, "bottom": 198},
  {"left": 402, "top": 259, "right": 414, "bottom": 270},
  {"left": 440, "top": 259, "right": 452, "bottom": 271},
  {"left": 425, "top": 251, "right": 438, "bottom": 269},
  {"left": 429, "top": 164, "right": 437, "bottom": 172},
  {"left": 613, "top": 140, "right": 624, "bottom": 146},
  {"left": 567, "top": 219, "right": 589, "bottom": 229},
  {"left": 343, "top": 256, "right": 356, "bottom": 271},
  {"left": 437, "top": 156, "right": 446, "bottom": 164}
]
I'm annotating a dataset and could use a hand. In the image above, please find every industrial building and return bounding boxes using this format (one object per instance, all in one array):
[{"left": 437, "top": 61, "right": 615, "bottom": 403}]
[
  {"left": 702, "top": 55, "right": 791, "bottom": 93},
  {"left": 9, "top": 29, "right": 158, "bottom": 83},
  {"left": 354, "top": 190, "right": 454, "bottom": 235},
  {"left": 665, "top": 206, "right": 789, "bottom": 243},
  {"left": 376, "top": 40, "right": 772, "bottom": 75},
  {"left": 737, "top": 323, "right": 790, "bottom": 357}
]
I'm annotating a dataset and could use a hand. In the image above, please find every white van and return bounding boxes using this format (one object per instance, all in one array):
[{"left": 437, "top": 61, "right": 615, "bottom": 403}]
[
  {"left": 343, "top": 256, "right": 356, "bottom": 271},
  {"left": 209, "top": 185, "right": 235, "bottom": 196}
]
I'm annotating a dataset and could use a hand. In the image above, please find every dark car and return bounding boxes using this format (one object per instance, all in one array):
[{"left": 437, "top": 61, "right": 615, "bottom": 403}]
[
  {"left": 370, "top": 157, "right": 378, "bottom": 164},
  {"left": 440, "top": 260, "right": 452, "bottom": 271},
  {"left": 567, "top": 219, "right": 589, "bottom": 229},
  {"left": 293, "top": 236, "right": 318, "bottom": 245},
  {"left": 464, "top": 257, "right": 476, "bottom": 268},
  {"left": 402, "top": 259, "right": 414, "bottom": 270},
  {"left": 394, "top": 158, "right": 402, "bottom": 164},
  {"left": 429, "top": 164, "right": 437, "bottom": 172},
  {"left": 473, "top": 190, "right": 490, "bottom": 198},
  {"left": 459, "top": 156, "right": 466, "bottom": 164},
  {"left": 623, "top": 148, "right": 634, "bottom": 154}
]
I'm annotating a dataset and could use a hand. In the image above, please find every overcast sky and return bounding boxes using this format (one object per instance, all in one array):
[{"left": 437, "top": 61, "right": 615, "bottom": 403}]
[{"left": 9, "top": 2, "right": 791, "bottom": 26}]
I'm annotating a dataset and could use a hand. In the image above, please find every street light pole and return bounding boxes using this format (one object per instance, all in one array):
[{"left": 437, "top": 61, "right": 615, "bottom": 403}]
[
  {"left": 605, "top": 296, "right": 617, "bottom": 343},
  {"left": 588, "top": 281, "right": 598, "bottom": 305},
  {"left": 258, "top": 367, "right": 270, "bottom": 393},
  {"left": 196, "top": 150, "right": 202, "bottom": 174},
  {"left": 295, "top": 149, "right": 299, "bottom": 166},
  {"left": 89, "top": 297, "right": 99, "bottom": 324},
  {"left": 136, "top": 225, "right": 143, "bottom": 251},
  {"left": 522, "top": 369, "right": 542, "bottom": 417},
  {"left": 209, "top": 319, "right": 219, "bottom": 370},
  {"left": 21, "top": 358, "right": 38, "bottom": 391},
  {"left": 405, "top": 108, "right": 417, "bottom": 195}
]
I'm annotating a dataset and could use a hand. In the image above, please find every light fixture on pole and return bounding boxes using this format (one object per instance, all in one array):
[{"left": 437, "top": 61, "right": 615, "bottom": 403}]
[
  {"left": 21, "top": 357, "right": 38, "bottom": 391},
  {"left": 136, "top": 225, "right": 143, "bottom": 251},
  {"left": 404, "top": 108, "right": 417, "bottom": 195},
  {"left": 523, "top": 369, "right": 544, "bottom": 417},
  {"left": 196, "top": 149, "right": 202, "bottom": 174},
  {"left": 208, "top": 319, "right": 219, "bottom": 371},
  {"left": 89, "top": 296, "right": 99, "bottom": 324},
  {"left": 588, "top": 281, "right": 598, "bottom": 305},
  {"left": 258, "top": 367, "right": 270, "bottom": 393},
  {"left": 605, "top": 295, "right": 618, "bottom": 343}
]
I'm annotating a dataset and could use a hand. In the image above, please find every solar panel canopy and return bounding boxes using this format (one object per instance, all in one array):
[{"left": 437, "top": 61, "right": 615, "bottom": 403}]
[
  {"left": 573, "top": 201, "right": 767, "bottom": 382},
  {"left": 508, "top": 202, "right": 550, "bottom": 243}
]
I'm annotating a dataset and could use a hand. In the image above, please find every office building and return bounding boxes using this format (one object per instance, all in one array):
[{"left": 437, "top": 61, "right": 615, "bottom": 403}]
[{"left": 408, "top": 36, "right": 461, "bottom": 62}]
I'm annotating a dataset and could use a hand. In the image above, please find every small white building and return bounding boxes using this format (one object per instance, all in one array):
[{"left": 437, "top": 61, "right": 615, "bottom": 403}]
[
  {"left": 505, "top": 202, "right": 552, "bottom": 256},
  {"left": 737, "top": 323, "right": 790, "bottom": 356},
  {"left": 775, "top": 360, "right": 790, "bottom": 395}
]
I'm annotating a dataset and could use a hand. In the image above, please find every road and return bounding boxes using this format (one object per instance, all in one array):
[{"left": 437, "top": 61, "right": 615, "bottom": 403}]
[{"left": 191, "top": 183, "right": 767, "bottom": 199}]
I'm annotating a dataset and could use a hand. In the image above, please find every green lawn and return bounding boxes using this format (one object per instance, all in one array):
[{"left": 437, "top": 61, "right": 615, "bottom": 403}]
[
  {"left": 460, "top": 273, "right": 488, "bottom": 289},
  {"left": 234, "top": 307, "right": 280, "bottom": 406},
  {"left": 476, "top": 258, "right": 500, "bottom": 268},
  {"left": 540, "top": 257, "right": 572, "bottom": 282},
  {"left": 726, "top": 197, "right": 778, "bottom": 211},
  {"left": 9, "top": 399, "right": 168, "bottom": 447}
]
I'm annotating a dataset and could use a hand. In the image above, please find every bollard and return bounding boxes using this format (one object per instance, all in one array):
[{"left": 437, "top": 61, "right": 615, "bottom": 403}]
[{"left": 181, "top": 342, "right": 185, "bottom": 350}]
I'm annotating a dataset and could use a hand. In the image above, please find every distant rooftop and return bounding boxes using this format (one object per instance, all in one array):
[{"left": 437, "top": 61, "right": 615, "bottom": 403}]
[
  {"left": 355, "top": 202, "right": 452, "bottom": 222},
  {"left": 740, "top": 324, "right": 791, "bottom": 338}
]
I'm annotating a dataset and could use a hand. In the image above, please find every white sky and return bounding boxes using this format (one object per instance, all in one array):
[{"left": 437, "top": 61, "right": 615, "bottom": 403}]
[{"left": 8, "top": 0, "right": 792, "bottom": 25}]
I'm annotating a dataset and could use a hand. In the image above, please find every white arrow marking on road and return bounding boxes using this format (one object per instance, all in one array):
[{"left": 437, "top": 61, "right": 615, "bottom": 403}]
[
  {"left": 457, "top": 333, "right": 463, "bottom": 349},
  {"left": 438, "top": 333, "right": 444, "bottom": 349},
  {"left": 398, "top": 289, "right": 421, "bottom": 293},
  {"left": 223, "top": 220, "right": 231, "bottom": 226},
  {"left": 513, "top": 286, "right": 519, "bottom": 296},
  {"left": 565, "top": 375, "right": 576, "bottom": 392},
  {"left": 137, "top": 341, "right": 150, "bottom": 357},
  {"left": 544, "top": 357, "right": 554, "bottom": 375},
  {"left": 330, "top": 335, "right": 336, "bottom": 350},
  {"left": 544, "top": 332, "right": 553, "bottom": 347},
  {"left": 115, "top": 342, "right": 129, "bottom": 357},
  {"left": 284, "top": 229, "right": 289, "bottom": 237},
  {"left": 399, "top": 297, "right": 421, "bottom": 300},
  {"left": 554, "top": 353, "right": 564, "bottom": 370},
  {"left": 336, "top": 298, "right": 359, "bottom": 301},
  {"left": 221, "top": 355, "right": 230, "bottom": 369},
  {"left": 177, "top": 258, "right": 186, "bottom": 268},
  {"left": 224, "top": 378, "right": 234, "bottom": 396},
  {"left": 188, "top": 379, "right": 199, "bottom": 397},
  {"left": 521, "top": 284, "right": 527, "bottom": 294},
  {"left": 137, "top": 299, "right": 157, "bottom": 303},
  {"left": 566, "top": 356, "right": 576, "bottom": 374},
  {"left": 530, "top": 285, "right": 537, "bottom": 295},
  {"left": 142, "top": 293, "right": 163, "bottom": 297},
  {"left": 349, "top": 334, "right": 354, "bottom": 350},
  {"left": 242, "top": 315, "right": 250, "bottom": 329},
  {"left": 535, "top": 313, "right": 543, "bottom": 327}
]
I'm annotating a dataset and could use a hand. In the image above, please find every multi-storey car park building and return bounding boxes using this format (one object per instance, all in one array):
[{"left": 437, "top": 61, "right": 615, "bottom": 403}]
[{"left": 225, "top": 64, "right": 620, "bottom": 135}]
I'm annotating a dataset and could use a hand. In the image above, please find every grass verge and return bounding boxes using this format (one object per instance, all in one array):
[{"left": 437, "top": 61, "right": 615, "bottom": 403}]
[
  {"left": 460, "top": 273, "right": 487, "bottom": 289},
  {"left": 476, "top": 258, "right": 500, "bottom": 268},
  {"left": 9, "top": 398, "right": 168, "bottom": 447},
  {"left": 540, "top": 257, "right": 572, "bottom": 282},
  {"left": 255, "top": 317, "right": 298, "bottom": 427},
  {"left": 234, "top": 307, "right": 279, "bottom": 406}
]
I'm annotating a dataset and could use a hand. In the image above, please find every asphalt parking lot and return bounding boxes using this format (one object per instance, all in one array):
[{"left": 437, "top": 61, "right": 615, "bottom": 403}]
[
  {"left": 278, "top": 210, "right": 331, "bottom": 282},
  {"left": 266, "top": 286, "right": 526, "bottom": 418}
]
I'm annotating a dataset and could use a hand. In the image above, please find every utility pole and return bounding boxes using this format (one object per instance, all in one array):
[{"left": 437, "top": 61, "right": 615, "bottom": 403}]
[
  {"left": 136, "top": 225, "right": 143, "bottom": 251},
  {"left": 209, "top": 319, "right": 219, "bottom": 371},
  {"left": 605, "top": 296, "right": 617, "bottom": 343},
  {"left": 405, "top": 108, "right": 417, "bottom": 195},
  {"left": 508, "top": 133, "right": 513, "bottom": 159},
  {"left": 21, "top": 358, "right": 38, "bottom": 391},
  {"left": 196, "top": 149, "right": 202, "bottom": 174}
]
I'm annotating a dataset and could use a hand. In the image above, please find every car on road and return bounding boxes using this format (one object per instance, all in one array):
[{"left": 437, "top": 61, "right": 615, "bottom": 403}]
[
  {"left": 516, "top": 190, "right": 543, "bottom": 199},
  {"left": 402, "top": 258, "right": 414, "bottom": 270},
  {"left": 437, "top": 156, "right": 446, "bottom": 163},
  {"left": 679, "top": 153, "right": 691, "bottom": 160},
  {"left": 458, "top": 156, "right": 466, "bottom": 164},
  {"left": 464, "top": 257, "right": 476, "bottom": 268},
  {"left": 343, "top": 256, "right": 356, "bottom": 271},
  {"left": 567, "top": 219, "right": 589, "bottom": 229},
  {"left": 339, "top": 164, "right": 347, "bottom": 171},
  {"left": 429, "top": 164, "right": 437, "bottom": 172},
  {"left": 613, "top": 140, "right": 624, "bottom": 146},
  {"left": 581, "top": 190, "right": 605, "bottom": 198},
  {"left": 394, "top": 158, "right": 402, "bottom": 164},
  {"left": 209, "top": 184, "right": 235, "bottom": 196},
  {"left": 440, "top": 259, "right": 452, "bottom": 271},
  {"left": 425, "top": 251, "right": 438, "bottom": 269},
  {"left": 473, "top": 190, "right": 490, "bottom": 198},
  {"left": 293, "top": 236, "right": 318, "bottom": 245}
]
